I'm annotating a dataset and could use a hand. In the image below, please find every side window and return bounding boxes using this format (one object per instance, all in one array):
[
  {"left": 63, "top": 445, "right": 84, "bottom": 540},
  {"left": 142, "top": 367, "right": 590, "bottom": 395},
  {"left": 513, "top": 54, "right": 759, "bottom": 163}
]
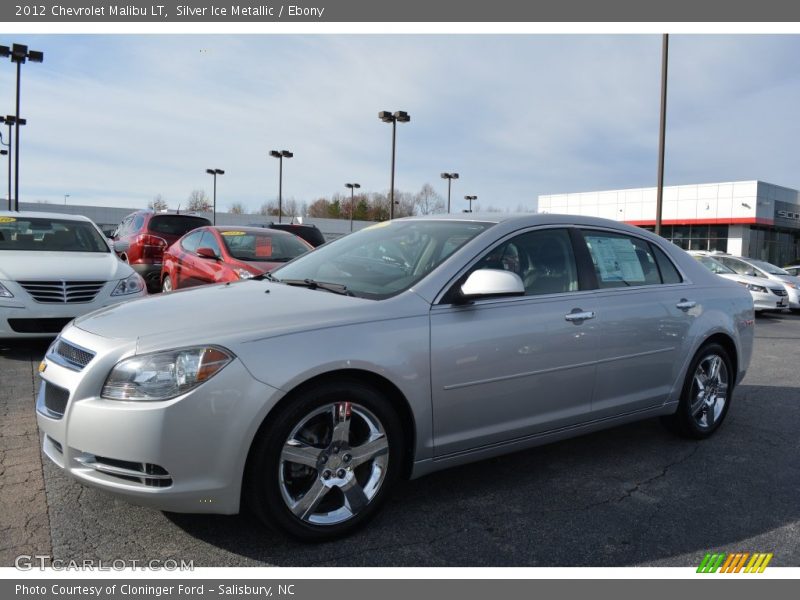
[
  {"left": 116, "top": 217, "right": 132, "bottom": 238},
  {"left": 181, "top": 230, "right": 203, "bottom": 253},
  {"left": 199, "top": 231, "right": 222, "bottom": 257},
  {"left": 582, "top": 230, "right": 662, "bottom": 288},
  {"left": 721, "top": 257, "right": 758, "bottom": 277},
  {"left": 471, "top": 228, "right": 579, "bottom": 296},
  {"left": 132, "top": 214, "right": 145, "bottom": 232},
  {"left": 651, "top": 244, "right": 683, "bottom": 284}
]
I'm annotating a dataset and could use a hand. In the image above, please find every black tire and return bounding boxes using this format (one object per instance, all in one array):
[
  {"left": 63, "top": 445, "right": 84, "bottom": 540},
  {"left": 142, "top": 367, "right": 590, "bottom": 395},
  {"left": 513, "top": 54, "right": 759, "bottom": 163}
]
[
  {"left": 245, "top": 379, "right": 403, "bottom": 541},
  {"left": 661, "top": 342, "right": 734, "bottom": 439}
]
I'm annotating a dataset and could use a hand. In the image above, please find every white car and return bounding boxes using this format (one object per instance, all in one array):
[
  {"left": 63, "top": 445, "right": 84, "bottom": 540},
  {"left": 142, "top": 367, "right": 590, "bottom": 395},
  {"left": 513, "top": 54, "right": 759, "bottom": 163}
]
[
  {"left": 710, "top": 253, "right": 800, "bottom": 312},
  {"left": 0, "top": 211, "right": 147, "bottom": 339},
  {"left": 689, "top": 251, "right": 788, "bottom": 312}
]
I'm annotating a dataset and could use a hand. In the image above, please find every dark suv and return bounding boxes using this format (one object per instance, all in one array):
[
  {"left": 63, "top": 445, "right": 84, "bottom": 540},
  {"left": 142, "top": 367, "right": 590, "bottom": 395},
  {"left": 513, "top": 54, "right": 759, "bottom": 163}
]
[{"left": 112, "top": 211, "right": 211, "bottom": 292}]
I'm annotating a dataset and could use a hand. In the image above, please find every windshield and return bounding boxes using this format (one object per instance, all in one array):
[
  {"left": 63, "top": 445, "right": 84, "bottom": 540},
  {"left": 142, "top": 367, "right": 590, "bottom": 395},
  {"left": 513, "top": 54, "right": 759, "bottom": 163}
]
[
  {"left": 695, "top": 255, "right": 735, "bottom": 274},
  {"left": 0, "top": 216, "right": 109, "bottom": 253},
  {"left": 219, "top": 230, "right": 310, "bottom": 262},
  {"left": 272, "top": 220, "right": 492, "bottom": 299},
  {"left": 747, "top": 259, "right": 789, "bottom": 276}
]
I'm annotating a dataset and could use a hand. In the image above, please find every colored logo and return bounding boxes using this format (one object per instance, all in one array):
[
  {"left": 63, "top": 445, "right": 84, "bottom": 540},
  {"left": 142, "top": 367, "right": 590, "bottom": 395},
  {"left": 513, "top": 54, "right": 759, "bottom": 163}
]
[
  {"left": 38, "top": 361, "right": 47, "bottom": 373},
  {"left": 697, "top": 552, "right": 773, "bottom": 573}
]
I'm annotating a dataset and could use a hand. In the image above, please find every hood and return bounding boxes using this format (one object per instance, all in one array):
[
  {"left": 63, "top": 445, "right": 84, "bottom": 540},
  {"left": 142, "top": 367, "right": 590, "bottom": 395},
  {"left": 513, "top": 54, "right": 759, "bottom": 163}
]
[
  {"left": 772, "top": 274, "right": 800, "bottom": 287},
  {"left": 717, "top": 273, "right": 785, "bottom": 289},
  {"left": 0, "top": 251, "right": 132, "bottom": 282},
  {"left": 73, "top": 279, "right": 406, "bottom": 345}
]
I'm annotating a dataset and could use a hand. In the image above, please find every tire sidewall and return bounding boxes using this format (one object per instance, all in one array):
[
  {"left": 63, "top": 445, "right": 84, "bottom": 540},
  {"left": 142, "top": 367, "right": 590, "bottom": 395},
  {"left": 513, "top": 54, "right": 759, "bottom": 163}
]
[
  {"left": 677, "top": 342, "right": 734, "bottom": 439},
  {"left": 247, "top": 379, "right": 403, "bottom": 541}
]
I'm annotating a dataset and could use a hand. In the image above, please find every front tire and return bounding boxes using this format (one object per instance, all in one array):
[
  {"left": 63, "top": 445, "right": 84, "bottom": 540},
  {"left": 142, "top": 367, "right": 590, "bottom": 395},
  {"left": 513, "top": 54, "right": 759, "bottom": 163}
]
[
  {"left": 245, "top": 380, "right": 403, "bottom": 541},
  {"left": 662, "top": 343, "right": 733, "bottom": 439}
]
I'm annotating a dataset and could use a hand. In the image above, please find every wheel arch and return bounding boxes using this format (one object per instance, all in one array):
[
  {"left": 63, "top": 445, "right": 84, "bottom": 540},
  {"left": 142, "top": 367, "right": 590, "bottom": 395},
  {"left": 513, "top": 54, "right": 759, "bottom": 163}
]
[
  {"left": 698, "top": 332, "right": 738, "bottom": 384},
  {"left": 242, "top": 368, "right": 418, "bottom": 503}
]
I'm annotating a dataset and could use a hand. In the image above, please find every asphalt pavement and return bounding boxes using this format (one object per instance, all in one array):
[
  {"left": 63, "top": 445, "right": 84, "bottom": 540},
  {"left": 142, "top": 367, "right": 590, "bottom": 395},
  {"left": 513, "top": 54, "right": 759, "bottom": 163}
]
[{"left": 1, "top": 312, "right": 798, "bottom": 567}]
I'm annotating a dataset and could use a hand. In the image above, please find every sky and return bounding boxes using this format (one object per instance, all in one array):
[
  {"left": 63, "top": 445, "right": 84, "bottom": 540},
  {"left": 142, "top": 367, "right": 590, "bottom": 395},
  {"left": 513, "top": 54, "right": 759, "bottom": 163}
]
[{"left": 1, "top": 34, "right": 800, "bottom": 214}]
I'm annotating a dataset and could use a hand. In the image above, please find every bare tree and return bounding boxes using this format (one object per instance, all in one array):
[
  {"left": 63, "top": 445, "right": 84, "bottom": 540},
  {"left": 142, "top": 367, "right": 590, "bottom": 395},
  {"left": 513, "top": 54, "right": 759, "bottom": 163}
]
[
  {"left": 228, "top": 202, "right": 246, "bottom": 215},
  {"left": 148, "top": 194, "right": 168, "bottom": 212},
  {"left": 259, "top": 200, "right": 278, "bottom": 216},
  {"left": 414, "top": 183, "right": 445, "bottom": 215},
  {"left": 186, "top": 190, "right": 211, "bottom": 212}
]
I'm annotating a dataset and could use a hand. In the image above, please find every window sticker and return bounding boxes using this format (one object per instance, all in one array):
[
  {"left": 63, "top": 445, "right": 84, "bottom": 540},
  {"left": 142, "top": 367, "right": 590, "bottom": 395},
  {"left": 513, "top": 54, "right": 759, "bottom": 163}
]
[
  {"left": 255, "top": 237, "right": 273, "bottom": 258},
  {"left": 221, "top": 230, "right": 245, "bottom": 236},
  {"left": 0, "top": 217, "right": 17, "bottom": 223},
  {"left": 586, "top": 236, "right": 645, "bottom": 282}
]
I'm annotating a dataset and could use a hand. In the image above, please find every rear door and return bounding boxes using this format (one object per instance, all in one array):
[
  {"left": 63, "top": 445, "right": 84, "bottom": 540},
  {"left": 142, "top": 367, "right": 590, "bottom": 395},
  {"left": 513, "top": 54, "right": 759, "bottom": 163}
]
[
  {"left": 575, "top": 229, "right": 692, "bottom": 418},
  {"left": 430, "top": 227, "right": 599, "bottom": 457}
]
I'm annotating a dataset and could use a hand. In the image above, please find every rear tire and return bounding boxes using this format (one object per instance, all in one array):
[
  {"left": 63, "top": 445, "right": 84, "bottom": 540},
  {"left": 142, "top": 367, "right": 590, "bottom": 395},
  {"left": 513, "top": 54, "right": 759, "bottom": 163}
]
[
  {"left": 245, "top": 379, "right": 403, "bottom": 541},
  {"left": 661, "top": 343, "right": 733, "bottom": 439}
]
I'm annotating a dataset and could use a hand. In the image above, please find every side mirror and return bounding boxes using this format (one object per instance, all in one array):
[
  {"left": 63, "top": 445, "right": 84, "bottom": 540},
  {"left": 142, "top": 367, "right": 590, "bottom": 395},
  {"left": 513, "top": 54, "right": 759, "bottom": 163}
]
[
  {"left": 458, "top": 269, "right": 525, "bottom": 301},
  {"left": 197, "top": 247, "right": 219, "bottom": 260},
  {"left": 112, "top": 240, "right": 130, "bottom": 254}
]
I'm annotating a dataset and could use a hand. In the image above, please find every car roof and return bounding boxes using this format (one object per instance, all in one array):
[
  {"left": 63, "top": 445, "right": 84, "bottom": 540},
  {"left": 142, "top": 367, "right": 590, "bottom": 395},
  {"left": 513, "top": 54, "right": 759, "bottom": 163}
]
[
  {"left": 0, "top": 210, "right": 93, "bottom": 223},
  {"left": 212, "top": 225, "right": 298, "bottom": 235}
]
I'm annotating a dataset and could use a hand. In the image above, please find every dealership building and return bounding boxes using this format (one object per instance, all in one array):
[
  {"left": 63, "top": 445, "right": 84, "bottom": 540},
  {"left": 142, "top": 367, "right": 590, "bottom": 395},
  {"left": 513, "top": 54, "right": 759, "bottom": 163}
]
[{"left": 538, "top": 180, "right": 800, "bottom": 267}]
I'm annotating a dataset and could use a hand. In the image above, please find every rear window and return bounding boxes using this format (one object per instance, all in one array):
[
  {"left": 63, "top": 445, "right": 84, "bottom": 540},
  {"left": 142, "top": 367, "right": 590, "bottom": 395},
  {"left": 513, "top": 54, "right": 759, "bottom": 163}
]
[
  {"left": 220, "top": 230, "right": 310, "bottom": 262},
  {"left": 148, "top": 215, "right": 211, "bottom": 237}
]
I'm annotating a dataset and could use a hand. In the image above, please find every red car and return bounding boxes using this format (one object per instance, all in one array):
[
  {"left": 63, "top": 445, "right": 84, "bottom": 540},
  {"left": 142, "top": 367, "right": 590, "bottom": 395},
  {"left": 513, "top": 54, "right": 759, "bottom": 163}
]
[
  {"left": 112, "top": 211, "right": 211, "bottom": 292},
  {"left": 160, "top": 226, "right": 313, "bottom": 292}
]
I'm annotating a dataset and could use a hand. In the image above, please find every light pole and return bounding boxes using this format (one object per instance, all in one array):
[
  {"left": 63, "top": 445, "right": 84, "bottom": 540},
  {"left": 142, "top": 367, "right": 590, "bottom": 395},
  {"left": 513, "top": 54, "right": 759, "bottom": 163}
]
[
  {"left": 345, "top": 183, "right": 361, "bottom": 232},
  {"left": 0, "top": 124, "right": 7, "bottom": 210},
  {"left": 378, "top": 110, "right": 410, "bottom": 220},
  {"left": 440, "top": 172, "right": 459, "bottom": 213},
  {"left": 655, "top": 33, "right": 669, "bottom": 237},
  {"left": 63, "top": 194, "right": 70, "bottom": 206},
  {"left": 1, "top": 44, "right": 44, "bottom": 211},
  {"left": 464, "top": 195, "right": 477, "bottom": 213},
  {"left": 0, "top": 115, "right": 24, "bottom": 211},
  {"left": 269, "top": 149, "right": 293, "bottom": 223},
  {"left": 205, "top": 168, "right": 224, "bottom": 225}
]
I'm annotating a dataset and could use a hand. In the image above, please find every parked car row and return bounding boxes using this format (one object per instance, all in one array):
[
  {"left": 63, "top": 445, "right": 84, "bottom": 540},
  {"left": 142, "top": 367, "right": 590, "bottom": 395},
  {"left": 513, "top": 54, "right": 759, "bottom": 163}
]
[{"left": 689, "top": 250, "right": 800, "bottom": 313}]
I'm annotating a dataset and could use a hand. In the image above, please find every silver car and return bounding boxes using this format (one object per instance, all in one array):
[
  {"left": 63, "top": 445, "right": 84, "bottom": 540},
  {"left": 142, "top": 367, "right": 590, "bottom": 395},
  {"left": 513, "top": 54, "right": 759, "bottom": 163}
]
[
  {"left": 36, "top": 215, "right": 754, "bottom": 541},
  {"left": 714, "top": 254, "right": 800, "bottom": 311}
]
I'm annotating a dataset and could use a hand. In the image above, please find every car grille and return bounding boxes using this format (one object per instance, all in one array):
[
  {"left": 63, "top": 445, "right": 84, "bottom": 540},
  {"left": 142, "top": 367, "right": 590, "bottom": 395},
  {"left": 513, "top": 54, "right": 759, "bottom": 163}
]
[
  {"left": 8, "top": 317, "right": 73, "bottom": 334},
  {"left": 771, "top": 288, "right": 788, "bottom": 297},
  {"left": 17, "top": 280, "right": 106, "bottom": 303},
  {"left": 43, "top": 382, "right": 70, "bottom": 418},
  {"left": 53, "top": 339, "right": 95, "bottom": 370}
]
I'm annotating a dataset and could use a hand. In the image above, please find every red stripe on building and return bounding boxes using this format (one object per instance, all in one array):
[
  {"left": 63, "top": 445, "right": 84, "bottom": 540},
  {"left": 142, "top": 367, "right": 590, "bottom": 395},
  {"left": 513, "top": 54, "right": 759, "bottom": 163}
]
[{"left": 624, "top": 217, "right": 774, "bottom": 226}]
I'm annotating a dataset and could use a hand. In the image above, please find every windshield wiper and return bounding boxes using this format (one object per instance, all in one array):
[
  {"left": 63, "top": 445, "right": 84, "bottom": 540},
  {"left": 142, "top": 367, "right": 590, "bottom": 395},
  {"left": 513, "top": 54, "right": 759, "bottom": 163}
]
[
  {"left": 252, "top": 271, "right": 279, "bottom": 281},
  {"left": 278, "top": 278, "right": 354, "bottom": 296}
]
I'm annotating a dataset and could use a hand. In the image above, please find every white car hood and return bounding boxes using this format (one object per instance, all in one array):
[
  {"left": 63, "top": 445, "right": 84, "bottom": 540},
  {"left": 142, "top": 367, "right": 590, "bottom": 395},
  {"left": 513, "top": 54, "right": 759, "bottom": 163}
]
[
  {"left": 73, "top": 279, "right": 416, "bottom": 347},
  {"left": 0, "top": 251, "right": 131, "bottom": 282},
  {"left": 717, "top": 273, "right": 785, "bottom": 289}
]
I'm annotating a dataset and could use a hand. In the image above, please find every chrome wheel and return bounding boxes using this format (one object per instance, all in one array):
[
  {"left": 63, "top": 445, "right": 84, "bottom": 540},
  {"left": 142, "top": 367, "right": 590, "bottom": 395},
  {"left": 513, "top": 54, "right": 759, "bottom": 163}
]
[
  {"left": 689, "top": 354, "right": 729, "bottom": 430},
  {"left": 162, "top": 276, "right": 173, "bottom": 293},
  {"left": 278, "top": 401, "right": 389, "bottom": 526}
]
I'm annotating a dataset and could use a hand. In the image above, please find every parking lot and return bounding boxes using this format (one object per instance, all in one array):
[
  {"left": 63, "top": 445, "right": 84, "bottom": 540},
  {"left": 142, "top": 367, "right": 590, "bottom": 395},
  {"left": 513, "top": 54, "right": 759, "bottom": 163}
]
[{"left": 1, "top": 312, "right": 798, "bottom": 568}]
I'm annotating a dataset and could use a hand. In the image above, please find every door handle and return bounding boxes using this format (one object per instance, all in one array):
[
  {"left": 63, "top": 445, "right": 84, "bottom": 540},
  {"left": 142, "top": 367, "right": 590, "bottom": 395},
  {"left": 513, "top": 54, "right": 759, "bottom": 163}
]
[
  {"left": 676, "top": 299, "right": 696, "bottom": 311},
  {"left": 564, "top": 310, "right": 595, "bottom": 322}
]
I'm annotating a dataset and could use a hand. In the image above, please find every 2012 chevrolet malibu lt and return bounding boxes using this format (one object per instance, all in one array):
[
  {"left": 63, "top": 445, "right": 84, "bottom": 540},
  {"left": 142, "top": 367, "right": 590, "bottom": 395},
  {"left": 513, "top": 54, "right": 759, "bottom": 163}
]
[{"left": 36, "top": 215, "right": 754, "bottom": 541}]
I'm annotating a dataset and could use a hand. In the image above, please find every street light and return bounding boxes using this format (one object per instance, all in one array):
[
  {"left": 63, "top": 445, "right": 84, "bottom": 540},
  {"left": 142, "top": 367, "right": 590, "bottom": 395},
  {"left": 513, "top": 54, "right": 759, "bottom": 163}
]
[
  {"left": 464, "top": 195, "right": 477, "bottom": 213},
  {"left": 378, "top": 110, "right": 410, "bottom": 220},
  {"left": 269, "top": 149, "right": 293, "bottom": 223},
  {"left": 0, "top": 43, "right": 44, "bottom": 211},
  {"left": 63, "top": 194, "right": 70, "bottom": 206},
  {"left": 345, "top": 183, "right": 361, "bottom": 232},
  {"left": 205, "top": 168, "right": 224, "bottom": 225},
  {"left": 0, "top": 116, "right": 24, "bottom": 211},
  {"left": 440, "top": 172, "right": 459, "bottom": 213}
]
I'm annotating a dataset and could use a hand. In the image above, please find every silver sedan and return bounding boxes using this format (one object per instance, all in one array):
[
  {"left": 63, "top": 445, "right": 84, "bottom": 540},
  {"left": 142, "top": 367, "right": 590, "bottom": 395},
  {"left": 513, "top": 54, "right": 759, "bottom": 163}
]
[{"left": 36, "top": 214, "right": 754, "bottom": 541}]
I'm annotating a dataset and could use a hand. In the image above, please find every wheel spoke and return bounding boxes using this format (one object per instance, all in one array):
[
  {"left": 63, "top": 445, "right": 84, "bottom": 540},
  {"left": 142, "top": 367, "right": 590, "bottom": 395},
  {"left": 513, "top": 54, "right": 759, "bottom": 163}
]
[
  {"left": 349, "top": 434, "right": 389, "bottom": 467},
  {"left": 291, "top": 478, "right": 330, "bottom": 520},
  {"left": 704, "top": 398, "right": 716, "bottom": 428},
  {"left": 694, "top": 369, "right": 707, "bottom": 393},
  {"left": 708, "top": 356, "right": 721, "bottom": 382},
  {"left": 690, "top": 396, "right": 706, "bottom": 418},
  {"left": 281, "top": 439, "right": 321, "bottom": 468},
  {"left": 340, "top": 477, "right": 369, "bottom": 515},
  {"left": 331, "top": 402, "right": 352, "bottom": 445}
]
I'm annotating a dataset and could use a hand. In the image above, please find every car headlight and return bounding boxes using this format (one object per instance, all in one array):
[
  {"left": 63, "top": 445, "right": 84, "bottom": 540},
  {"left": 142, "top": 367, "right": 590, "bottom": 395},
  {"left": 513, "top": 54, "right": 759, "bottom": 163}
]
[
  {"left": 784, "top": 282, "right": 797, "bottom": 289},
  {"left": 746, "top": 284, "right": 767, "bottom": 293},
  {"left": 0, "top": 282, "right": 13, "bottom": 298},
  {"left": 101, "top": 346, "right": 233, "bottom": 401},
  {"left": 112, "top": 272, "right": 146, "bottom": 296},
  {"left": 234, "top": 268, "right": 254, "bottom": 280}
]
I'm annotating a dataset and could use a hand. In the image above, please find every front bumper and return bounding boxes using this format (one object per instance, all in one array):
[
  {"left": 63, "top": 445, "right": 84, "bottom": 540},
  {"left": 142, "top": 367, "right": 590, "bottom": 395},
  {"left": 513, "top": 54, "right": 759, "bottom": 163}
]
[
  {"left": 751, "top": 289, "right": 789, "bottom": 312},
  {"left": 36, "top": 328, "right": 284, "bottom": 514},
  {"left": 0, "top": 281, "right": 146, "bottom": 338}
]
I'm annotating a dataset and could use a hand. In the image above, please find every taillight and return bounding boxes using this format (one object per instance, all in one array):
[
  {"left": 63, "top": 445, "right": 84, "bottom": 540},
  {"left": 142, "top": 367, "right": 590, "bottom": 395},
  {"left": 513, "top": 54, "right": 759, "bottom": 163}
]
[{"left": 138, "top": 234, "right": 168, "bottom": 260}]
